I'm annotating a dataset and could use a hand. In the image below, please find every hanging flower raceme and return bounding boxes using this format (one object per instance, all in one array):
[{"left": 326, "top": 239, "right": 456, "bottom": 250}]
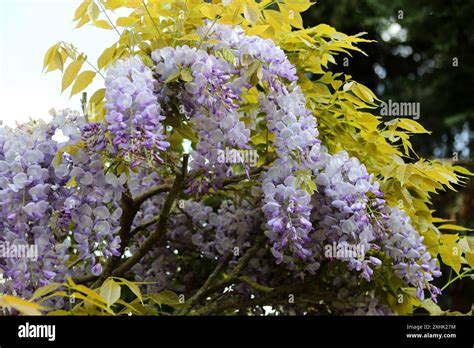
[
  {"left": 151, "top": 45, "right": 250, "bottom": 193},
  {"left": 383, "top": 207, "right": 442, "bottom": 301},
  {"left": 0, "top": 120, "right": 70, "bottom": 298},
  {"left": 105, "top": 56, "right": 169, "bottom": 165}
]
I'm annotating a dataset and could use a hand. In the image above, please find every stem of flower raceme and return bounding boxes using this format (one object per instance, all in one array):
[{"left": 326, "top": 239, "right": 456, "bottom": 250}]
[
  {"left": 81, "top": 92, "right": 90, "bottom": 123},
  {"left": 441, "top": 269, "right": 473, "bottom": 291}
]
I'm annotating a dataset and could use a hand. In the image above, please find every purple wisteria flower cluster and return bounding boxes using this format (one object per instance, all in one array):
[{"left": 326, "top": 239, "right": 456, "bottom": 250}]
[
  {"left": 151, "top": 45, "right": 250, "bottom": 193},
  {"left": 0, "top": 120, "right": 70, "bottom": 298},
  {"left": 105, "top": 56, "right": 169, "bottom": 165},
  {"left": 53, "top": 111, "right": 125, "bottom": 277},
  {"left": 383, "top": 207, "right": 442, "bottom": 301}
]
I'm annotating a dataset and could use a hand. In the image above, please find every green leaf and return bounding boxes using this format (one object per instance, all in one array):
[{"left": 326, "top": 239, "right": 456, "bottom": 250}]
[
  {"left": 62, "top": 56, "right": 85, "bottom": 92},
  {"left": 100, "top": 279, "right": 121, "bottom": 307},
  {"left": 439, "top": 224, "right": 474, "bottom": 232},
  {"left": 98, "top": 45, "right": 116, "bottom": 70},
  {"left": 30, "top": 283, "right": 63, "bottom": 301},
  {"left": 439, "top": 245, "right": 461, "bottom": 274},
  {"left": 112, "top": 277, "right": 143, "bottom": 304},
  {"left": 245, "top": 61, "right": 263, "bottom": 86},
  {"left": 419, "top": 299, "right": 444, "bottom": 315},
  {"left": 244, "top": 3, "right": 259, "bottom": 25},
  {"left": 147, "top": 290, "right": 180, "bottom": 307},
  {"left": 164, "top": 71, "right": 181, "bottom": 84},
  {"left": 70, "top": 70, "right": 96, "bottom": 98}
]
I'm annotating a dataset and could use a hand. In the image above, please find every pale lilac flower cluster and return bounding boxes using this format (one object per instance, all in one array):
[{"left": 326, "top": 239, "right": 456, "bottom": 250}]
[
  {"left": 105, "top": 56, "right": 169, "bottom": 165},
  {"left": 195, "top": 23, "right": 321, "bottom": 268},
  {"left": 198, "top": 23, "right": 297, "bottom": 82},
  {"left": 52, "top": 111, "right": 125, "bottom": 277},
  {"left": 383, "top": 207, "right": 442, "bottom": 301},
  {"left": 151, "top": 46, "right": 250, "bottom": 193},
  {"left": 310, "top": 149, "right": 385, "bottom": 281},
  {"left": 259, "top": 84, "right": 321, "bottom": 270},
  {"left": 0, "top": 120, "right": 70, "bottom": 297},
  {"left": 81, "top": 122, "right": 107, "bottom": 152}
]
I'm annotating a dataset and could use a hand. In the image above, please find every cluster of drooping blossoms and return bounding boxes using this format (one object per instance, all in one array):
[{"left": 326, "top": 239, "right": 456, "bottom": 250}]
[
  {"left": 151, "top": 45, "right": 250, "bottom": 193},
  {"left": 105, "top": 56, "right": 170, "bottom": 165},
  {"left": 0, "top": 120, "right": 70, "bottom": 299},
  {"left": 310, "top": 149, "right": 386, "bottom": 281},
  {"left": 197, "top": 23, "right": 323, "bottom": 271},
  {"left": 383, "top": 207, "right": 442, "bottom": 301},
  {"left": 0, "top": 110, "right": 124, "bottom": 298},
  {"left": 52, "top": 111, "right": 125, "bottom": 277},
  {"left": 0, "top": 109, "right": 127, "bottom": 300}
]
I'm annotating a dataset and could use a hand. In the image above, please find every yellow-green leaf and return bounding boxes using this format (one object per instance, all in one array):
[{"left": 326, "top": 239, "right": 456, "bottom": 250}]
[
  {"left": 89, "top": 88, "right": 106, "bottom": 105},
  {"left": 87, "top": 1, "right": 100, "bottom": 22},
  {"left": 74, "top": 0, "right": 91, "bottom": 21},
  {"left": 100, "top": 279, "right": 121, "bottom": 307},
  {"left": 397, "top": 118, "right": 430, "bottom": 134},
  {"left": 465, "top": 252, "right": 474, "bottom": 268},
  {"left": 71, "top": 284, "right": 107, "bottom": 304},
  {"left": 70, "top": 70, "right": 96, "bottom": 98},
  {"left": 113, "top": 277, "right": 143, "bottom": 304},
  {"left": 0, "top": 295, "right": 44, "bottom": 315},
  {"left": 43, "top": 44, "right": 58, "bottom": 71},
  {"left": 244, "top": 3, "right": 259, "bottom": 25},
  {"left": 147, "top": 290, "right": 180, "bottom": 306},
  {"left": 62, "top": 56, "right": 85, "bottom": 92},
  {"left": 30, "top": 283, "right": 63, "bottom": 301},
  {"left": 439, "top": 244, "right": 461, "bottom": 274},
  {"left": 94, "top": 19, "right": 113, "bottom": 29},
  {"left": 98, "top": 45, "right": 116, "bottom": 70},
  {"left": 439, "top": 224, "right": 474, "bottom": 232}
]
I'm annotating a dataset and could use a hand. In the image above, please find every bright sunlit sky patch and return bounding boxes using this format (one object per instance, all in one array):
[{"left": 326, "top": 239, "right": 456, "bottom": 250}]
[{"left": 0, "top": 0, "right": 119, "bottom": 127}]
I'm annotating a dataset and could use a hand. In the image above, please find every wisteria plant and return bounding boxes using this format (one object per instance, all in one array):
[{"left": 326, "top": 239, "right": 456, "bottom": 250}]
[{"left": 0, "top": 0, "right": 473, "bottom": 316}]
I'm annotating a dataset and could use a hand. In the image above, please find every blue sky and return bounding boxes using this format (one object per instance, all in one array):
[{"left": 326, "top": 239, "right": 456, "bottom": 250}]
[{"left": 0, "top": 0, "right": 120, "bottom": 126}]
